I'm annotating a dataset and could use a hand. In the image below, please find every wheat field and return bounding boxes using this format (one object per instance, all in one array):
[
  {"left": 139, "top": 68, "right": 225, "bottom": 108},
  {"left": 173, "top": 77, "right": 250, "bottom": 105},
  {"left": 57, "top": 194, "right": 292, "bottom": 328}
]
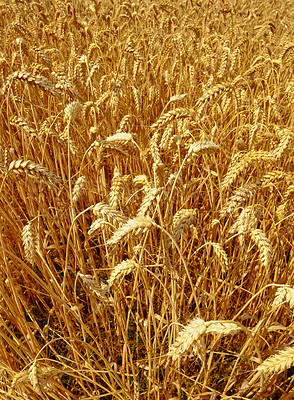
[{"left": 1, "top": 0, "right": 294, "bottom": 399}]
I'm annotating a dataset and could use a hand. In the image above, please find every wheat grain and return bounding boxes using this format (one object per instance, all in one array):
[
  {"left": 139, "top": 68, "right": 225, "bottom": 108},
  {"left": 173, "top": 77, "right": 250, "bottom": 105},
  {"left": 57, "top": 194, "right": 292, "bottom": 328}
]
[
  {"left": 28, "top": 361, "right": 42, "bottom": 395},
  {"left": 229, "top": 206, "right": 258, "bottom": 244},
  {"left": 64, "top": 101, "right": 83, "bottom": 123},
  {"left": 137, "top": 187, "right": 163, "bottom": 216},
  {"left": 4, "top": 70, "right": 58, "bottom": 95},
  {"left": 88, "top": 219, "right": 112, "bottom": 237}
]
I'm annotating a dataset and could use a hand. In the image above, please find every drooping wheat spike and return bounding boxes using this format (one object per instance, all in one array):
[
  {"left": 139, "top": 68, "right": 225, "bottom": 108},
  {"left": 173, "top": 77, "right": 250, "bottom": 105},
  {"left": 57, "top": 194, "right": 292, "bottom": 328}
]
[
  {"left": 78, "top": 272, "right": 113, "bottom": 304},
  {"left": 107, "top": 259, "right": 139, "bottom": 288},
  {"left": 2, "top": 149, "right": 8, "bottom": 169},
  {"left": 4, "top": 70, "right": 58, "bottom": 96},
  {"left": 283, "top": 184, "right": 294, "bottom": 202},
  {"left": 93, "top": 132, "right": 137, "bottom": 156},
  {"left": 168, "top": 318, "right": 207, "bottom": 361},
  {"left": 173, "top": 209, "right": 197, "bottom": 241},
  {"left": 259, "top": 170, "right": 288, "bottom": 187},
  {"left": 132, "top": 86, "right": 141, "bottom": 114},
  {"left": 187, "top": 141, "right": 220, "bottom": 159},
  {"left": 28, "top": 361, "right": 42, "bottom": 395},
  {"left": 21, "top": 220, "right": 37, "bottom": 264},
  {"left": 95, "top": 90, "right": 111, "bottom": 107},
  {"left": 217, "top": 46, "right": 230, "bottom": 79},
  {"left": 137, "top": 187, "right": 162, "bottom": 216},
  {"left": 107, "top": 216, "right": 153, "bottom": 246},
  {"left": 169, "top": 317, "right": 242, "bottom": 362},
  {"left": 88, "top": 219, "right": 112, "bottom": 237},
  {"left": 64, "top": 101, "right": 83, "bottom": 123},
  {"left": 209, "top": 242, "right": 229, "bottom": 273},
  {"left": 196, "top": 83, "right": 232, "bottom": 118},
  {"left": 72, "top": 176, "right": 86, "bottom": 203},
  {"left": 10, "top": 116, "right": 37, "bottom": 137},
  {"left": 92, "top": 202, "right": 127, "bottom": 225},
  {"left": 82, "top": 101, "right": 96, "bottom": 123},
  {"left": 159, "top": 122, "right": 174, "bottom": 151},
  {"left": 221, "top": 152, "right": 250, "bottom": 191},
  {"left": 220, "top": 183, "right": 258, "bottom": 219},
  {"left": 272, "top": 128, "right": 293, "bottom": 159},
  {"left": 150, "top": 108, "right": 194, "bottom": 133},
  {"left": 220, "top": 91, "right": 233, "bottom": 116},
  {"left": 276, "top": 201, "right": 288, "bottom": 221},
  {"left": 221, "top": 151, "right": 274, "bottom": 191},
  {"left": 256, "top": 346, "right": 294, "bottom": 375},
  {"left": 283, "top": 288, "right": 294, "bottom": 309},
  {"left": 133, "top": 175, "right": 151, "bottom": 194},
  {"left": 150, "top": 130, "right": 162, "bottom": 165},
  {"left": 250, "top": 229, "right": 273, "bottom": 269},
  {"left": 230, "top": 47, "right": 241, "bottom": 72},
  {"left": 272, "top": 285, "right": 294, "bottom": 309},
  {"left": 206, "top": 321, "right": 241, "bottom": 335},
  {"left": 166, "top": 173, "right": 184, "bottom": 192},
  {"left": 276, "top": 184, "right": 294, "bottom": 220},
  {"left": 7, "top": 159, "right": 61, "bottom": 187},
  {"left": 280, "top": 42, "right": 294, "bottom": 61},
  {"left": 105, "top": 132, "right": 135, "bottom": 147},
  {"left": 229, "top": 206, "right": 258, "bottom": 244},
  {"left": 243, "top": 57, "right": 267, "bottom": 77},
  {"left": 109, "top": 167, "right": 123, "bottom": 209},
  {"left": 248, "top": 124, "right": 259, "bottom": 150},
  {"left": 117, "top": 114, "right": 133, "bottom": 133}
]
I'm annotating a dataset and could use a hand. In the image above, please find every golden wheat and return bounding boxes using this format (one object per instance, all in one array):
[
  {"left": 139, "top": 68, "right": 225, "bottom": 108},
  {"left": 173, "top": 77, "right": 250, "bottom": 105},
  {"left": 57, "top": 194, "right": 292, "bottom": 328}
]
[{"left": 1, "top": 0, "right": 294, "bottom": 398}]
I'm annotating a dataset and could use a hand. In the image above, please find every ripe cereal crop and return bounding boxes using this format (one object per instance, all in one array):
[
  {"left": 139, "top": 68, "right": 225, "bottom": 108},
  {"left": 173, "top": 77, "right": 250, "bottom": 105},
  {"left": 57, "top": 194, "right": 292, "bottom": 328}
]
[{"left": 1, "top": 0, "right": 294, "bottom": 398}]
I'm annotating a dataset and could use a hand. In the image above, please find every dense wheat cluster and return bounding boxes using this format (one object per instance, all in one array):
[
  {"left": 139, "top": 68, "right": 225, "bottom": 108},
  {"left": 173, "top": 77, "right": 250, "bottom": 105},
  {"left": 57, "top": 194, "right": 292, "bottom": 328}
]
[{"left": 1, "top": 0, "right": 294, "bottom": 398}]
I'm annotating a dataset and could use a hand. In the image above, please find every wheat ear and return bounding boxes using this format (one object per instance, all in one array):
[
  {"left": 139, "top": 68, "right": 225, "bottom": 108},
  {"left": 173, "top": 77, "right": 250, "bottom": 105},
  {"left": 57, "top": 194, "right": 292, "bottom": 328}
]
[
  {"left": 257, "top": 346, "right": 294, "bottom": 374},
  {"left": 7, "top": 159, "right": 61, "bottom": 187},
  {"left": 107, "top": 259, "right": 139, "bottom": 288},
  {"left": 272, "top": 285, "right": 294, "bottom": 309},
  {"left": 250, "top": 229, "right": 273, "bottom": 269},
  {"left": 107, "top": 216, "right": 153, "bottom": 246},
  {"left": 21, "top": 220, "right": 38, "bottom": 264}
]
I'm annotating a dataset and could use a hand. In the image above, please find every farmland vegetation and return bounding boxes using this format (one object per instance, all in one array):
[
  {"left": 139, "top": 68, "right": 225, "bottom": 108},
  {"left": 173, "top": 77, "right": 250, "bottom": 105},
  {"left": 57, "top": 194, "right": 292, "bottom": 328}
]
[{"left": 1, "top": 0, "right": 294, "bottom": 398}]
